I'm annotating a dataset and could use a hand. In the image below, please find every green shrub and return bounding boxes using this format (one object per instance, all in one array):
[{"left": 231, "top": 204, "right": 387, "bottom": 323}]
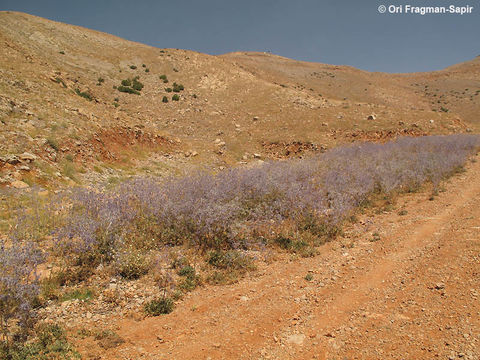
[
  {"left": 162, "top": 96, "right": 168, "bottom": 103},
  {"left": 165, "top": 87, "right": 172, "bottom": 92},
  {"left": 97, "top": 77, "right": 104, "bottom": 84},
  {"left": 172, "top": 94, "right": 180, "bottom": 101},
  {"left": 117, "top": 86, "right": 140, "bottom": 95},
  {"left": 159, "top": 75, "right": 168, "bottom": 83},
  {"left": 145, "top": 68, "right": 150, "bottom": 73},
  {"left": 144, "top": 297, "right": 174, "bottom": 316},
  {"left": 177, "top": 265, "right": 195, "bottom": 277},
  {"left": 0, "top": 323, "right": 80, "bottom": 360},
  {"left": 129, "top": 65, "right": 137, "bottom": 70},
  {"left": 132, "top": 78, "right": 144, "bottom": 91},
  {"left": 74, "top": 88, "right": 93, "bottom": 101},
  {"left": 121, "top": 79, "right": 131, "bottom": 87},
  {"left": 142, "top": 64, "right": 146, "bottom": 68},
  {"left": 59, "top": 51, "right": 65, "bottom": 55},
  {"left": 172, "top": 82, "right": 184, "bottom": 92}
]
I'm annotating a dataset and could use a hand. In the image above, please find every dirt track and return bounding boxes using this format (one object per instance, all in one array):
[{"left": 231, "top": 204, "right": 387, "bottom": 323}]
[{"left": 83, "top": 155, "right": 480, "bottom": 360}]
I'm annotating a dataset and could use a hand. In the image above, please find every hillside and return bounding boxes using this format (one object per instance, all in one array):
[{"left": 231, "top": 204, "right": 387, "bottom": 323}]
[{"left": 0, "top": 11, "right": 478, "bottom": 187}]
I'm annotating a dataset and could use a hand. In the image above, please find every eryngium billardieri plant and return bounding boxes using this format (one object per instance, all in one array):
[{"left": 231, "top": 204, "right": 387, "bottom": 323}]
[
  {"left": 56, "top": 134, "right": 480, "bottom": 265},
  {"left": 0, "top": 240, "right": 43, "bottom": 343}
]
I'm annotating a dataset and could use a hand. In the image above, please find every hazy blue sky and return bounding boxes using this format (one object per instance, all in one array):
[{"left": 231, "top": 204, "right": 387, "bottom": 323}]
[{"left": 2, "top": 0, "right": 479, "bottom": 72}]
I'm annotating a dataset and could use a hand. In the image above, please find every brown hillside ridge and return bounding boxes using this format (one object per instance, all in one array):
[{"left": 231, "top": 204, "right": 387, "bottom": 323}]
[{"left": 0, "top": 11, "right": 479, "bottom": 187}]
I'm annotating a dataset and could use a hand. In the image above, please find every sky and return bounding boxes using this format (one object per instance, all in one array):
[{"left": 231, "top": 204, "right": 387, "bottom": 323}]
[{"left": 1, "top": 0, "right": 479, "bottom": 73}]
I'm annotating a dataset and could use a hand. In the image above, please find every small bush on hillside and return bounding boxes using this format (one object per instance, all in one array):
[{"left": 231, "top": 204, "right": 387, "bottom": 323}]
[
  {"left": 159, "top": 75, "right": 168, "bottom": 83},
  {"left": 162, "top": 96, "right": 168, "bottom": 103},
  {"left": 131, "top": 78, "right": 144, "bottom": 91},
  {"left": 0, "top": 323, "right": 80, "bottom": 360},
  {"left": 172, "top": 83, "right": 184, "bottom": 92},
  {"left": 145, "top": 68, "right": 150, "bottom": 73},
  {"left": 165, "top": 87, "right": 172, "bottom": 92},
  {"left": 129, "top": 65, "right": 137, "bottom": 70},
  {"left": 74, "top": 88, "right": 93, "bottom": 101},
  {"left": 117, "top": 86, "right": 140, "bottom": 95},
  {"left": 114, "top": 248, "right": 149, "bottom": 280},
  {"left": 172, "top": 94, "right": 180, "bottom": 101},
  {"left": 121, "top": 79, "right": 131, "bottom": 87},
  {"left": 144, "top": 297, "right": 174, "bottom": 316}
]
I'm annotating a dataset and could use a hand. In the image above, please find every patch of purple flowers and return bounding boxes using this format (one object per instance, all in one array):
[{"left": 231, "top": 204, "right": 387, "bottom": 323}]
[{"left": 56, "top": 134, "right": 480, "bottom": 260}]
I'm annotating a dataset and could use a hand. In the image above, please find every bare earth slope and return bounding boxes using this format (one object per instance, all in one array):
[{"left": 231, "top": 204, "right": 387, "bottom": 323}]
[
  {"left": 0, "top": 12, "right": 479, "bottom": 187},
  {"left": 72, "top": 154, "right": 480, "bottom": 360}
]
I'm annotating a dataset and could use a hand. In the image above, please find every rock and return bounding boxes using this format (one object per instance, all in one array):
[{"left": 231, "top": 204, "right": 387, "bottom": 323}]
[
  {"left": 429, "top": 119, "right": 434, "bottom": 124},
  {"left": 367, "top": 114, "right": 377, "bottom": 121},
  {"left": 253, "top": 153, "right": 262, "bottom": 159},
  {"left": 6, "top": 155, "right": 20, "bottom": 165},
  {"left": 19, "top": 152, "right": 37, "bottom": 162},
  {"left": 253, "top": 116, "right": 259, "bottom": 121},
  {"left": 191, "top": 151, "right": 198, "bottom": 157},
  {"left": 466, "top": 128, "right": 473, "bottom": 133},
  {"left": 286, "top": 334, "right": 305, "bottom": 345},
  {"left": 18, "top": 165, "right": 30, "bottom": 171},
  {"left": 321, "top": 122, "right": 328, "bottom": 127},
  {"left": 435, "top": 282, "right": 445, "bottom": 290},
  {"left": 239, "top": 296, "right": 249, "bottom": 302},
  {"left": 10, "top": 180, "right": 29, "bottom": 189}
]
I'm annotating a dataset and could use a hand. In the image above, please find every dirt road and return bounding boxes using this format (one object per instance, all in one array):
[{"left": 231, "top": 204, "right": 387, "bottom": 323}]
[{"left": 84, "top": 155, "right": 480, "bottom": 360}]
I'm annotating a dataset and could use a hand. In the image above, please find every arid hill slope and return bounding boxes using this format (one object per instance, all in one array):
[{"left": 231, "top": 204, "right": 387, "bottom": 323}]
[{"left": 0, "top": 11, "right": 478, "bottom": 187}]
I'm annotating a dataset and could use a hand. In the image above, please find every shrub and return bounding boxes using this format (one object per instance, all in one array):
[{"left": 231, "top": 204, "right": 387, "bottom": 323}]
[
  {"left": 144, "top": 297, "right": 174, "bottom": 316},
  {"left": 165, "top": 87, "right": 172, "bottom": 92},
  {"left": 172, "top": 83, "right": 184, "bottom": 92},
  {"left": 129, "top": 65, "right": 137, "bottom": 70},
  {"left": 172, "top": 94, "right": 180, "bottom": 101},
  {"left": 159, "top": 75, "right": 168, "bottom": 83},
  {"left": 142, "top": 64, "right": 146, "bottom": 68},
  {"left": 59, "top": 51, "right": 65, "bottom": 55},
  {"left": 0, "top": 241, "right": 43, "bottom": 343},
  {"left": 117, "top": 86, "right": 140, "bottom": 95},
  {"left": 0, "top": 323, "right": 80, "bottom": 359},
  {"left": 145, "top": 68, "right": 150, "bottom": 73},
  {"left": 162, "top": 96, "right": 168, "bottom": 103},
  {"left": 114, "top": 248, "right": 149, "bottom": 280},
  {"left": 121, "top": 79, "right": 131, "bottom": 87},
  {"left": 74, "top": 88, "right": 93, "bottom": 101},
  {"left": 132, "top": 78, "right": 144, "bottom": 91}
]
